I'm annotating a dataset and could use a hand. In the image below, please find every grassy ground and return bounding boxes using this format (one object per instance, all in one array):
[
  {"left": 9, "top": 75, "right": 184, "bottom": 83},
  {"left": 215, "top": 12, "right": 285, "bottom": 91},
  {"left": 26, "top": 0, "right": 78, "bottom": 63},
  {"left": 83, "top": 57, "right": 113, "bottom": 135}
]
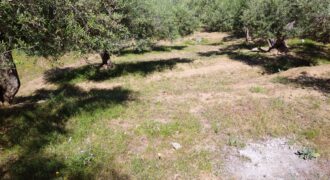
[{"left": 1, "top": 32, "right": 329, "bottom": 179}]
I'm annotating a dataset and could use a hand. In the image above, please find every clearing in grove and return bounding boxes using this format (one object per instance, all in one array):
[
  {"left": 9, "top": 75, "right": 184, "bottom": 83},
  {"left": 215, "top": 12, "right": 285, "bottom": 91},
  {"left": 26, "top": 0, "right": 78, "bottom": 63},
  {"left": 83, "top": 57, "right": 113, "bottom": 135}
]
[{"left": 1, "top": 32, "right": 330, "bottom": 179}]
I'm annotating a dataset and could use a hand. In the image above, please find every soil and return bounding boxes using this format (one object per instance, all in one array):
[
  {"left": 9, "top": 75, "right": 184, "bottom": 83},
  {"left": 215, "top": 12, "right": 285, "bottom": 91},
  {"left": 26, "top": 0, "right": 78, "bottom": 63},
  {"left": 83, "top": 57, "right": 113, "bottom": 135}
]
[{"left": 224, "top": 138, "right": 330, "bottom": 179}]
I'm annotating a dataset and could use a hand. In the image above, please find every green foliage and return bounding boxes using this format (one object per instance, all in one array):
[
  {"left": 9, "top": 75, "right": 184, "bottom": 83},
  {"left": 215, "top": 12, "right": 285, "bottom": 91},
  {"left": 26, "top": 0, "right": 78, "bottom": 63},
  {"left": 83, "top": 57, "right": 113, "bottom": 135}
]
[
  {"left": 296, "top": 147, "right": 320, "bottom": 160},
  {"left": 1, "top": 0, "right": 329, "bottom": 59},
  {"left": 241, "top": 0, "right": 330, "bottom": 41},
  {"left": 242, "top": 0, "right": 296, "bottom": 38},
  {"left": 146, "top": 0, "right": 199, "bottom": 39},
  {"left": 295, "top": 0, "right": 330, "bottom": 43},
  {"left": 173, "top": 3, "right": 199, "bottom": 36},
  {"left": 0, "top": 0, "right": 199, "bottom": 57},
  {"left": 0, "top": 0, "right": 130, "bottom": 56},
  {"left": 194, "top": 0, "right": 247, "bottom": 32},
  {"left": 193, "top": 0, "right": 330, "bottom": 42}
]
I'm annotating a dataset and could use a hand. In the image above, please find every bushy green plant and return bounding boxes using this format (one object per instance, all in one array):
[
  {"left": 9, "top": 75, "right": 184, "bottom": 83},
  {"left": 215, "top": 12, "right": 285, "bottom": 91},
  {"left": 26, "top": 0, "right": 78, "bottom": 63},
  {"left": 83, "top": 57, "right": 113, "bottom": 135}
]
[
  {"left": 0, "top": 0, "right": 201, "bottom": 102},
  {"left": 145, "top": 0, "right": 199, "bottom": 39},
  {"left": 192, "top": 0, "right": 329, "bottom": 43},
  {"left": 0, "top": 0, "right": 200, "bottom": 56},
  {"left": 192, "top": 0, "right": 247, "bottom": 32},
  {"left": 240, "top": 0, "right": 330, "bottom": 42},
  {"left": 295, "top": 0, "right": 330, "bottom": 43},
  {"left": 241, "top": 0, "right": 296, "bottom": 39},
  {"left": 296, "top": 147, "right": 320, "bottom": 160}
]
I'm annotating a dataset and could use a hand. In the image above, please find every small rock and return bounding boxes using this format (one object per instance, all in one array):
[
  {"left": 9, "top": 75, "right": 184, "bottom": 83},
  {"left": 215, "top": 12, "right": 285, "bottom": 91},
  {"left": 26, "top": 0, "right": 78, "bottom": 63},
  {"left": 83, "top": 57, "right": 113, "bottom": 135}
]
[
  {"left": 251, "top": 47, "right": 259, "bottom": 52},
  {"left": 195, "top": 37, "right": 202, "bottom": 43},
  {"left": 171, "top": 142, "right": 182, "bottom": 150},
  {"left": 158, "top": 153, "right": 162, "bottom": 159},
  {"left": 174, "top": 174, "right": 180, "bottom": 180}
]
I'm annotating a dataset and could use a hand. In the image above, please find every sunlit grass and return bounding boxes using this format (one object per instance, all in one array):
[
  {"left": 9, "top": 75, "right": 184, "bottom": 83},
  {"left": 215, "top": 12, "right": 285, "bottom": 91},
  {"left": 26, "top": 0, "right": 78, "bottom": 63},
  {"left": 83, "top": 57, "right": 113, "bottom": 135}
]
[
  {"left": 2, "top": 33, "right": 330, "bottom": 179},
  {"left": 249, "top": 86, "right": 267, "bottom": 93}
]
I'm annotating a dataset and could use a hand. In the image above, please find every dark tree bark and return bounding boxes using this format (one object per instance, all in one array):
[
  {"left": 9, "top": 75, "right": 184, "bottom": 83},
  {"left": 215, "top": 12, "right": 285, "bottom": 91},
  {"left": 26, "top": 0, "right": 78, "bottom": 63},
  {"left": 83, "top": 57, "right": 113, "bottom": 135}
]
[
  {"left": 99, "top": 50, "right": 114, "bottom": 70},
  {"left": 0, "top": 51, "right": 20, "bottom": 105},
  {"left": 257, "top": 37, "right": 289, "bottom": 53},
  {"left": 267, "top": 37, "right": 289, "bottom": 53}
]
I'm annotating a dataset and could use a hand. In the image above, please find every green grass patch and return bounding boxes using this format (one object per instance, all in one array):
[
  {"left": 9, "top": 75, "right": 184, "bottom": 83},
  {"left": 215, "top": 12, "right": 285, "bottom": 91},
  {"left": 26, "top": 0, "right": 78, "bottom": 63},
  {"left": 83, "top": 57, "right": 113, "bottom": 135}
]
[
  {"left": 271, "top": 76, "right": 291, "bottom": 84},
  {"left": 0, "top": 83, "right": 132, "bottom": 179},
  {"left": 249, "top": 86, "right": 267, "bottom": 93},
  {"left": 135, "top": 118, "right": 201, "bottom": 138},
  {"left": 44, "top": 58, "right": 193, "bottom": 84},
  {"left": 288, "top": 38, "right": 330, "bottom": 65},
  {"left": 228, "top": 137, "right": 246, "bottom": 148},
  {"left": 135, "top": 121, "right": 181, "bottom": 138},
  {"left": 302, "top": 129, "right": 320, "bottom": 140},
  {"left": 130, "top": 157, "right": 163, "bottom": 179},
  {"left": 174, "top": 150, "right": 212, "bottom": 175},
  {"left": 183, "top": 38, "right": 210, "bottom": 46},
  {"left": 13, "top": 50, "right": 82, "bottom": 84}
]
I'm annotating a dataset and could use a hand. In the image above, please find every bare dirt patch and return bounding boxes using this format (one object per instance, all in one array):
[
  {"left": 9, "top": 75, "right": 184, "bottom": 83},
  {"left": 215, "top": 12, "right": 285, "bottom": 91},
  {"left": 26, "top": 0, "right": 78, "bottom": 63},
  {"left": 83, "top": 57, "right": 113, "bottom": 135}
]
[
  {"left": 77, "top": 82, "right": 122, "bottom": 91},
  {"left": 224, "top": 138, "right": 330, "bottom": 179},
  {"left": 18, "top": 76, "right": 55, "bottom": 96}
]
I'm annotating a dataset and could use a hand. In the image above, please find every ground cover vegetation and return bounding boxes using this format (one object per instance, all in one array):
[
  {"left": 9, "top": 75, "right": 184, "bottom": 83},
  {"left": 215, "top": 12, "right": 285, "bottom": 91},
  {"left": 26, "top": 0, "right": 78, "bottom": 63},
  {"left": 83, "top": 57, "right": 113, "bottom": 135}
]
[{"left": 0, "top": 0, "right": 329, "bottom": 179}]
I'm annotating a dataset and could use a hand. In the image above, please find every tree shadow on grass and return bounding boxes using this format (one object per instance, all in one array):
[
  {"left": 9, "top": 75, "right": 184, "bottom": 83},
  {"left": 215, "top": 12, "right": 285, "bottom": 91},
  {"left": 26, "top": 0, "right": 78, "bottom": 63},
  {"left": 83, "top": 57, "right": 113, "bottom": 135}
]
[
  {"left": 44, "top": 57, "right": 193, "bottom": 84},
  {"left": 0, "top": 84, "right": 133, "bottom": 179},
  {"left": 275, "top": 75, "right": 330, "bottom": 94},
  {"left": 289, "top": 41, "right": 330, "bottom": 64},
  {"left": 222, "top": 34, "right": 240, "bottom": 42},
  {"left": 119, "top": 45, "right": 187, "bottom": 56},
  {"left": 198, "top": 43, "right": 318, "bottom": 74}
]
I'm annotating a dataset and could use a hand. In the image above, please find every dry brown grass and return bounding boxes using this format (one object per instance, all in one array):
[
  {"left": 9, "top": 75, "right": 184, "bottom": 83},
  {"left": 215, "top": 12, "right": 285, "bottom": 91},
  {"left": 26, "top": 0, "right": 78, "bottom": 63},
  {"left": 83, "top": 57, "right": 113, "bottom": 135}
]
[{"left": 2, "top": 32, "right": 329, "bottom": 179}]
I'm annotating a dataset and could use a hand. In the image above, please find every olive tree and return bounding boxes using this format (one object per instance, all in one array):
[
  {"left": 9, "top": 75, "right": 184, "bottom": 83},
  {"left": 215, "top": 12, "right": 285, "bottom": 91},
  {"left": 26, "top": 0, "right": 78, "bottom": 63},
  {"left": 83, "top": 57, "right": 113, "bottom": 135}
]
[
  {"left": 146, "top": 0, "right": 199, "bottom": 40},
  {"left": 240, "top": 0, "right": 299, "bottom": 51},
  {"left": 190, "top": 0, "right": 247, "bottom": 33},
  {"left": 0, "top": 0, "right": 155, "bottom": 105},
  {"left": 241, "top": 0, "right": 330, "bottom": 51},
  {"left": 0, "top": 0, "right": 201, "bottom": 105},
  {"left": 295, "top": 0, "right": 330, "bottom": 43}
]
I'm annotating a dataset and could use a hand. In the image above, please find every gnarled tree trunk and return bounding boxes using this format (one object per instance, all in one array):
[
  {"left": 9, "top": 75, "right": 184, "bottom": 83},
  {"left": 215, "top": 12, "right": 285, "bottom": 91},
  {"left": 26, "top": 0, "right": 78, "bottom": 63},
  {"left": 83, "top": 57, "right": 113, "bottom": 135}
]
[
  {"left": 244, "top": 27, "right": 252, "bottom": 42},
  {"left": 267, "top": 37, "right": 289, "bottom": 53},
  {"left": 0, "top": 51, "right": 20, "bottom": 105},
  {"left": 99, "top": 50, "right": 114, "bottom": 70},
  {"left": 257, "top": 37, "right": 289, "bottom": 53}
]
